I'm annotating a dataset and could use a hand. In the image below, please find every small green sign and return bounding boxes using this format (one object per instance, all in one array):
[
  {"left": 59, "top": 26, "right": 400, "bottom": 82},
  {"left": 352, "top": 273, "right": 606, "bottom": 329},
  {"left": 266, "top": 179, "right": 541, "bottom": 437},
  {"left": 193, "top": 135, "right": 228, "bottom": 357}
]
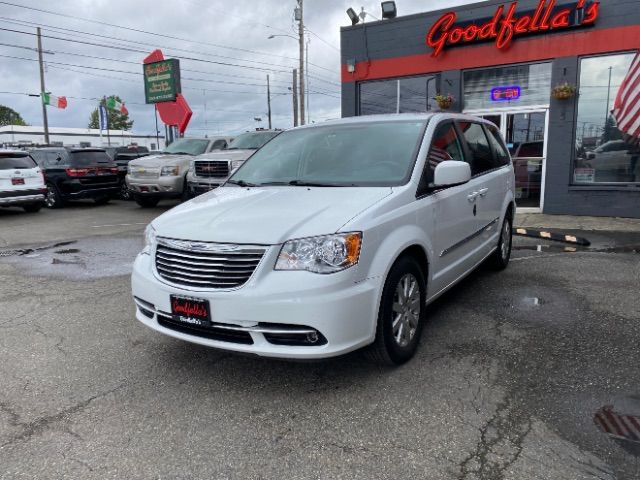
[{"left": 143, "top": 59, "right": 181, "bottom": 104}]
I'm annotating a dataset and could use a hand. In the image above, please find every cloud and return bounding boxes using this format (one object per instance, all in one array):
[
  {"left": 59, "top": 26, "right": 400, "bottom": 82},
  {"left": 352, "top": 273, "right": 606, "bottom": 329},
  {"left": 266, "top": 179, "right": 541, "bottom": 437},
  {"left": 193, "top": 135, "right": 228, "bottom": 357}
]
[{"left": 0, "top": 0, "right": 483, "bottom": 136}]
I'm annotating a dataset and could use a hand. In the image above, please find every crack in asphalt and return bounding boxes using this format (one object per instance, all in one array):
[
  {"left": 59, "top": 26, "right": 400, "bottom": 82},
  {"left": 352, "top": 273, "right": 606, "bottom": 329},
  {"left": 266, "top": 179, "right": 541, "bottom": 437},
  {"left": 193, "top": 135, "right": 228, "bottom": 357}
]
[
  {"left": 457, "top": 394, "right": 533, "bottom": 480},
  {"left": 0, "top": 384, "right": 124, "bottom": 449}
]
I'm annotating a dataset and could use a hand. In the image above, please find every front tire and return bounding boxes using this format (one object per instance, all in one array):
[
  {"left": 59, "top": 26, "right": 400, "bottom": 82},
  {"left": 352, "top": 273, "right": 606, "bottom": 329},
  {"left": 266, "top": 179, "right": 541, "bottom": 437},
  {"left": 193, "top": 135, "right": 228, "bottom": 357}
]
[
  {"left": 487, "top": 212, "right": 512, "bottom": 270},
  {"left": 366, "top": 256, "right": 427, "bottom": 366},
  {"left": 134, "top": 195, "right": 160, "bottom": 208}
]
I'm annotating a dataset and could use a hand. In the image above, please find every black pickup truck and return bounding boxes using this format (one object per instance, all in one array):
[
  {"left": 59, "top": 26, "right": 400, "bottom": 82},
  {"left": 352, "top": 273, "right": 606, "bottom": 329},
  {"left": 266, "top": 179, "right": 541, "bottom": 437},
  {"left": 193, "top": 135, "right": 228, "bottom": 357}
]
[{"left": 29, "top": 148, "right": 120, "bottom": 209}]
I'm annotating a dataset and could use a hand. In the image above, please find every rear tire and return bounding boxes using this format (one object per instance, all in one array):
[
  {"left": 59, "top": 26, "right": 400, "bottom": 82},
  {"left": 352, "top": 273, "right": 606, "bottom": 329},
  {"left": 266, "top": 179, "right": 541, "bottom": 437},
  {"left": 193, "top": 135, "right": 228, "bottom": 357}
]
[
  {"left": 487, "top": 212, "right": 512, "bottom": 270},
  {"left": 134, "top": 195, "right": 159, "bottom": 208},
  {"left": 23, "top": 203, "right": 43, "bottom": 213},
  {"left": 366, "top": 255, "right": 427, "bottom": 366},
  {"left": 119, "top": 181, "right": 132, "bottom": 201},
  {"left": 44, "top": 183, "right": 64, "bottom": 209}
]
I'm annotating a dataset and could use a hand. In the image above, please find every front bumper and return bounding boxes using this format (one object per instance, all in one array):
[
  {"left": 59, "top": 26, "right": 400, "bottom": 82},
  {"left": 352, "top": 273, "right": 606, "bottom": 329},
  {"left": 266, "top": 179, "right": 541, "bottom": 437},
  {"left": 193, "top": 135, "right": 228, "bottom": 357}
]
[
  {"left": 0, "top": 189, "right": 46, "bottom": 206},
  {"left": 126, "top": 174, "right": 184, "bottom": 197},
  {"left": 131, "top": 250, "right": 379, "bottom": 359},
  {"left": 186, "top": 172, "right": 226, "bottom": 196}
]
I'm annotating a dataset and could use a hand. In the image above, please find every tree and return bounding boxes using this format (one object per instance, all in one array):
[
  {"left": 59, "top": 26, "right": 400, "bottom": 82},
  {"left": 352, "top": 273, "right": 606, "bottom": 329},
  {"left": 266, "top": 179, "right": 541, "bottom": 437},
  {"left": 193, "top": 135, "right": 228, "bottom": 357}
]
[
  {"left": 601, "top": 114, "right": 622, "bottom": 144},
  {"left": 88, "top": 95, "right": 133, "bottom": 130},
  {"left": 0, "top": 105, "right": 28, "bottom": 126}
]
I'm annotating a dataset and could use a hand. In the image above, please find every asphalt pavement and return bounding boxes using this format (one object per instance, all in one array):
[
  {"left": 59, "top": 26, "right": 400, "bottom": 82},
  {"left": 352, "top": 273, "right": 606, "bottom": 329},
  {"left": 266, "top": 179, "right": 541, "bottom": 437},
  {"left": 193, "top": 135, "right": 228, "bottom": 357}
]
[{"left": 1, "top": 200, "right": 639, "bottom": 479}]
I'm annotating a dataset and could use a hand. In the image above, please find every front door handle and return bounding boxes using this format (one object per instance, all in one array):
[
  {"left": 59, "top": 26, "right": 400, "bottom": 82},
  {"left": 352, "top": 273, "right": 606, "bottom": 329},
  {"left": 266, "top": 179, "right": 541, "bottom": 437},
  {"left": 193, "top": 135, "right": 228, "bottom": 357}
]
[
  {"left": 477, "top": 188, "right": 489, "bottom": 197},
  {"left": 467, "top": 192, "right": 478, "bottom": 202}
]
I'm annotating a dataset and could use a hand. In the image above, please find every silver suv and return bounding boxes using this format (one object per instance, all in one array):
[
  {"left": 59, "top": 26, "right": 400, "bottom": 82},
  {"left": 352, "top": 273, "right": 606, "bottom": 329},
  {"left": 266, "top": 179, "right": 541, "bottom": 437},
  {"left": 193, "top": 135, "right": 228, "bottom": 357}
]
[
  {"left": 126, "top": 137, "right": 232, "bottom": 207},
  {"left": 186, "top": 131, "right": 280, "bottom": 197}
]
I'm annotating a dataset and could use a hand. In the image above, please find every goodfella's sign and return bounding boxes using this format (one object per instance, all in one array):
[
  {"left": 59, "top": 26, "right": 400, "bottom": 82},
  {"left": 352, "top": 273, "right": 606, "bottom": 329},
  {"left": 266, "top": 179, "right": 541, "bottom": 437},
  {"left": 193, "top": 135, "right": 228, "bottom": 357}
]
[{"left": 426, "top": 0, "right": 600, "bottom": 57}]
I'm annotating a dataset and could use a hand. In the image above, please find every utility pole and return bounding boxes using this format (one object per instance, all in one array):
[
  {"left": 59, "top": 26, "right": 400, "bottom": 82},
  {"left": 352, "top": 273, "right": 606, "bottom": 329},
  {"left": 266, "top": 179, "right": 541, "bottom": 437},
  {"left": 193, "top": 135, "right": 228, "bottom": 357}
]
[
  {"left": 154, "top": 104, "right": 160, "bottom": 149},
  {"left": 297, "top": 0, "right": 305, "bottom": 125},
  {"left": 267, "top": 74, "right": 272, "bottom": 130},
  {"left": 305, "top": 37, "right": 310, "bottom": 124},
  {"left": 604, "top": 65, "right": 613, "bottom": 137},
  {"left": 36, "top": 27, "right": 49, "bottom": 145},
  {"left": 102, "top": 96, "right": 111, "bottom": 146},
  {"left": 292, "top": 69, "right": 299, "bottom": 127}
]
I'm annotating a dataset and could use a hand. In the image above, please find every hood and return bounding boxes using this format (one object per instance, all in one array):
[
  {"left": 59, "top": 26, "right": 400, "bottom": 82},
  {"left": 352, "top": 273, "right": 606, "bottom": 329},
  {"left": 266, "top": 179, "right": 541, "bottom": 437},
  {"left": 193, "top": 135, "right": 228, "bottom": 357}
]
[
  {"left": 151, "top": 186, "right": 392, "bottom": 244},
  {"left": 129, "top": 154, "right": 191, "bottom": 168},
  {"left": 196, "top": 149, "right": 256, "bottom": 162}
]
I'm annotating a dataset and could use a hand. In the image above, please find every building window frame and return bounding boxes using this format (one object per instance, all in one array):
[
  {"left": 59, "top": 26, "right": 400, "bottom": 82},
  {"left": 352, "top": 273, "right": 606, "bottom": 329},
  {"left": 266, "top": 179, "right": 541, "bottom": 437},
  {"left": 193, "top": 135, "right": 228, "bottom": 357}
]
[
  {"left": 357, "top": 73, "right": 440, "bottom": 116},
  {"left": 571, "top": 50, "right": 639, "bottom": 187}
]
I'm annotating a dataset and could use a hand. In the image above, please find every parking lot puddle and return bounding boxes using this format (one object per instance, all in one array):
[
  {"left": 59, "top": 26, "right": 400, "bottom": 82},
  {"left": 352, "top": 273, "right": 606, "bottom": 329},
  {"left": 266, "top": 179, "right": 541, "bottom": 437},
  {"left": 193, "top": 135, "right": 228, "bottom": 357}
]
[{"left": 0, "top": 236, "right": 143, "bottom": 280}]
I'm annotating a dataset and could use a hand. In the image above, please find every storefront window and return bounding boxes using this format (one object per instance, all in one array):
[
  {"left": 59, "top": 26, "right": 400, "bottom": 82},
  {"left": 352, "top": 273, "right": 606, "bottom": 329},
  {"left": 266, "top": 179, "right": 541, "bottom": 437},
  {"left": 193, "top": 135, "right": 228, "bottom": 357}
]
[
  {"left": 463, "top": 63, "right": 552, "bottom": 111},
  {"left": 574, "top": 53, "right": 639, "bottom": 184},
  {"left": 359, "top": 75, "right": 438, "bottom": 115}
]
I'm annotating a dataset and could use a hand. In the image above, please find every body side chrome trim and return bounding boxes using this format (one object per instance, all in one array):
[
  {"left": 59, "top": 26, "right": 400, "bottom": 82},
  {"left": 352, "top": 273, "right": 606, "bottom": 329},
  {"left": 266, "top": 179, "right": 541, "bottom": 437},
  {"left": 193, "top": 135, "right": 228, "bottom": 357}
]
[{"left": 440, "top": 217, "right": 500, "bottom": 258}]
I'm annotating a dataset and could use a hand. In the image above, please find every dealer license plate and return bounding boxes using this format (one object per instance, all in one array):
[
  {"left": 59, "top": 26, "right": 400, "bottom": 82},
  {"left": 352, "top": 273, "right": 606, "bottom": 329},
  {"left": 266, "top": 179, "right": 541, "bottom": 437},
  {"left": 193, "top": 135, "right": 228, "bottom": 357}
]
[
  {"left": 170, "top": 295, "right": 211, "bottom": 327},
  {"left": 11, "top": 178, "right": 25, "bottom": 185}
]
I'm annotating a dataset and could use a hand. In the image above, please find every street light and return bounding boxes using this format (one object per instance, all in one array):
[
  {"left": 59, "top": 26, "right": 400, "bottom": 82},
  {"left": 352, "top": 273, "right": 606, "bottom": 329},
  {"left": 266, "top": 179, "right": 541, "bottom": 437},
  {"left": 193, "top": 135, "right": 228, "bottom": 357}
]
[
  {"left": 268, "top": 34, "right": 298, "bottom": 41},
  {"left": 347, "top": 8, "right": 359, "bottom": 25},
  {"left": 381, "top": 1, "right": 397, "bottom": 19}
]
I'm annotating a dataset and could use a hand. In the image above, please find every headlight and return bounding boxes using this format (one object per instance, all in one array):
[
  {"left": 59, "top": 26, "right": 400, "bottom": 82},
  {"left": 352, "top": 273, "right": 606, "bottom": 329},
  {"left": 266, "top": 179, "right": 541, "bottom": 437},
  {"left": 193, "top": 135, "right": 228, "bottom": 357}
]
[
  {"left": 160, "top": 166, "right": 180, "bottom": 176},
  {"left": 231, "top": 160, "right": 244, "bottom": 170},
  {"left": 143, "top": 224, "right": 157, "bottom": 254},
  {"left": 275, "top": 232, "right": 362, "bottom": 274}
]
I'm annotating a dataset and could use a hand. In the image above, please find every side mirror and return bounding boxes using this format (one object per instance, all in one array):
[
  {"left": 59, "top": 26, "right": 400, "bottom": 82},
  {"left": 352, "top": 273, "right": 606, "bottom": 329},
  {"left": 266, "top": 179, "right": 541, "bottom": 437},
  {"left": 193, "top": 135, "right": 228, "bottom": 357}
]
[{"left": 433, "top": 161, "right": 471, "bottom": 187}]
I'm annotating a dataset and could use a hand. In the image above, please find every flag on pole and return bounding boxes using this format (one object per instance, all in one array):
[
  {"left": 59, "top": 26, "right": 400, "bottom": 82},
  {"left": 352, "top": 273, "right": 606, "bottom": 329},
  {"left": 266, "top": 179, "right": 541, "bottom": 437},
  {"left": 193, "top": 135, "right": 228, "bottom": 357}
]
[
  {"left": 612, "top": 52, "right": 640, "bottom": 144},
  {"left": 105, "top": 97, "right": 129, "bottom": 115},
  {"left": 41, "top": 92, "right": 68, "bottom": 109}
]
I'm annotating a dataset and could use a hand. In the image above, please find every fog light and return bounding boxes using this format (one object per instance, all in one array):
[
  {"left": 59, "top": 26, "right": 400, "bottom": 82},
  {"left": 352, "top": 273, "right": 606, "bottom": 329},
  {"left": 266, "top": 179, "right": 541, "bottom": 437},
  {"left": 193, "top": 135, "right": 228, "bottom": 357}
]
[{"left": 306, "top": 332, "right": 319, "bottom": 344}]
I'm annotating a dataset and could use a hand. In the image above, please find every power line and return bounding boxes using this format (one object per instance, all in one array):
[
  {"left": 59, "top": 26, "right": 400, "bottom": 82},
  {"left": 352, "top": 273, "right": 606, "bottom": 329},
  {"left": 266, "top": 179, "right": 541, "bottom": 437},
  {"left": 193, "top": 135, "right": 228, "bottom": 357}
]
[
  {"left": 0, "top": 18, "right": 340, "bottom": 85},
  {"left": 0, "top": 1, "right": 339, "bottom": 75}
]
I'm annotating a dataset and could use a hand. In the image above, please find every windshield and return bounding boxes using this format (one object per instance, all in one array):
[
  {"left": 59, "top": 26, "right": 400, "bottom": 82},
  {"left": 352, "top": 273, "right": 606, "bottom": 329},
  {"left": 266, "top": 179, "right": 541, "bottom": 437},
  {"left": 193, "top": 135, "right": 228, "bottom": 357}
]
[
  {"left": 163, "top": 138, "right": 210, "bottom": 155},
  {"left": 229, "top": 121, "right": 427, "bottom": 187},
  {"left": 227, "top": 131, "right": 279, "bottom": 150},
  {"left": 0, "top": 152, "right": 37, "bottom": 170}
]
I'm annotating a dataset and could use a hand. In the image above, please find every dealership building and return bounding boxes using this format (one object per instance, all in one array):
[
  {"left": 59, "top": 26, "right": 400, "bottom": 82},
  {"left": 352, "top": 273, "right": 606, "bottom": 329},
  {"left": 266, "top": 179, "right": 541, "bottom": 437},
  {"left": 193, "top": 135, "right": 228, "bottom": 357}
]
[{"left": 341, "top": 0, "right": 640, "bottom": 217}]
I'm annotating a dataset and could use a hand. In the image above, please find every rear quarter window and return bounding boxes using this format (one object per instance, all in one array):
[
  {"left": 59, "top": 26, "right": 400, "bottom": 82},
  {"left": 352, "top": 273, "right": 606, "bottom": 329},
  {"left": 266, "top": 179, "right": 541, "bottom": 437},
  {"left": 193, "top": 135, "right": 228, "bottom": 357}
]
[{"left": 0, "top": 153, "right": 37, "bottom": 170}]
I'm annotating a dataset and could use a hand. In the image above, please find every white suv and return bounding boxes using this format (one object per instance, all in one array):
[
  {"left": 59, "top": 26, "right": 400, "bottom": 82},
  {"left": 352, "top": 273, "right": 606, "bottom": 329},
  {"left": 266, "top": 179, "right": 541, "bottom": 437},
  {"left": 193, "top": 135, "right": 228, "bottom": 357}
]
[
  {"left": 131, "top": 114, "right": 515, "bottom": 364},
  {"left": 0, "top": 150, "right": 46, "bottom": 213}
]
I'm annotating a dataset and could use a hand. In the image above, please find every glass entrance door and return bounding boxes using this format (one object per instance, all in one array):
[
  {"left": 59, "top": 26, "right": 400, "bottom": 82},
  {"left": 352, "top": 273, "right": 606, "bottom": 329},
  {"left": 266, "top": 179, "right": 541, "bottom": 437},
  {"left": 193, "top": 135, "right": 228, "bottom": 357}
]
[{"left": 474, "top": 109, "right": 548, "bottom": 209}]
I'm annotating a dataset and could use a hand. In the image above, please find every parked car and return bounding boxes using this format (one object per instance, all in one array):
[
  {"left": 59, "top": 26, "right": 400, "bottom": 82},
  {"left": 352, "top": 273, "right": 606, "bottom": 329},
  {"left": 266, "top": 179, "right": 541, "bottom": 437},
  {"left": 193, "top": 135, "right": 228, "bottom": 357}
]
[
  {"left": 0, "top": 150, "right": 46, "bottom": 213},
  {"left": 30, "top": 147, "right": 119, "bottom": 208},
  {"left": 104, "top": 145, "right": 150, "bottom": 200},
  {"left": 186, "top": 130, "right": 280, "bottom": 197},
  {"left": 126, "top": 137, "right": 232, "bottom": 208},
  {"left": 131, "top": 113, "right": 515, "bottom": 364},
  {"left": 510, "top": 140, "right": 543, "bottom": 201}
]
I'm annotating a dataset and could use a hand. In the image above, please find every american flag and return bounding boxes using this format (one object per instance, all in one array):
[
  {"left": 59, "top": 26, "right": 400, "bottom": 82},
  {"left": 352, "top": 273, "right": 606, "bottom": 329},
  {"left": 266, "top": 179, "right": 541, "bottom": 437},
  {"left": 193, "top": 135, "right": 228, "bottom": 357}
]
[
  {"left": 611, "top": 52, "right": 640, "bottom": 144},
  {"left": 428, "top": 146, "right": 453, "bottom": 169},
  {"left": 594, "top": 405, "right": 640, "bottom": 443}
]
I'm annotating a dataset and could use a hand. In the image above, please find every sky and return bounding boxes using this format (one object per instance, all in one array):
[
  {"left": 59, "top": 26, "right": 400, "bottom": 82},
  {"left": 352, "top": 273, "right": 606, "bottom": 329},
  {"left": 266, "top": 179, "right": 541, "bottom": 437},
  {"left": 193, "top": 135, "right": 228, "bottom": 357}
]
[{"left": 0, "top": 0, "right": 483, "bottom": 137}]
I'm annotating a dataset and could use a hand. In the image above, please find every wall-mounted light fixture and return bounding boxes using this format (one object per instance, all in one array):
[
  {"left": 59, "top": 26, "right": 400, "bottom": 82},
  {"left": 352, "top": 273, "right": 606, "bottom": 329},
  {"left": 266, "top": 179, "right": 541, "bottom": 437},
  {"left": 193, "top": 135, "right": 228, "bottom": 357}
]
[
  {"left": 381, "top": 1, "right": 397, "bottom": 19},
  {"left": 346, "top": 59, "right": 356, "bottom": 74}
]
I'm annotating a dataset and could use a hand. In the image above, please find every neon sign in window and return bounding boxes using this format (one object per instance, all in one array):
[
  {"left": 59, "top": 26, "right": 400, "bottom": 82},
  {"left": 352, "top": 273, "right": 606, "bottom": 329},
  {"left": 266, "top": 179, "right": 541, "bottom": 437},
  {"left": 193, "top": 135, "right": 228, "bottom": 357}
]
[{"left": 491, "top": 86, "right": 521, "bottom": 102}]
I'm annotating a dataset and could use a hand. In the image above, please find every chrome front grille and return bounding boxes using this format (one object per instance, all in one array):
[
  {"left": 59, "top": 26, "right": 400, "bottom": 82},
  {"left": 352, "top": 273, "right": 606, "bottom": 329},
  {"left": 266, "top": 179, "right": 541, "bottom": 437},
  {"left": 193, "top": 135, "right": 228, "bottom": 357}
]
[
  {"left": 130, "top": 167, "right": 159, "bottom": 179},
  {"left": 155, "top": 238, "right": 265, "bottom": 289},
  {"left": 194, "top": 160, "right": 229, "bottom": 178}
]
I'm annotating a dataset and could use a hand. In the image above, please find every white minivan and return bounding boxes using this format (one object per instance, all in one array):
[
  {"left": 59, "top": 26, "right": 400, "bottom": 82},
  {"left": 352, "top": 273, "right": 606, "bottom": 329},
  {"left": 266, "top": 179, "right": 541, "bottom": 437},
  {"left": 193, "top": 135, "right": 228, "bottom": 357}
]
[{"left": 131, "top": 114, "right": 515, "bottom": 364}]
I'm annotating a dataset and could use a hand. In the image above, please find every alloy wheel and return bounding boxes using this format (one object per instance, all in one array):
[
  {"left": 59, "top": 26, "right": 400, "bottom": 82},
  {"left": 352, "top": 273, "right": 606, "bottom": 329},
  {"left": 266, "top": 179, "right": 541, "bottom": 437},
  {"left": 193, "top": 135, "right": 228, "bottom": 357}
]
[
  {"left": 45, "top": 185, "right": 56, "bottom": 208},
  {"left": 392, "top": 273, "right": 421, "bottom": 347},
  {"left": 501, "top": 219, "right": 512, "bottom": 261}
]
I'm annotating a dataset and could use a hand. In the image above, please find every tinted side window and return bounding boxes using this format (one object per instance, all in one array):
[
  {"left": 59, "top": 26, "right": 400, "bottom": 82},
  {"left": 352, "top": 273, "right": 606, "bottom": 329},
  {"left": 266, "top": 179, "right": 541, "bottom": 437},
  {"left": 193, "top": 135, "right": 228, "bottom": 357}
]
[
  {"left": 485, "top": 125, "right": 510, "bottom": 166},
  {"left": 458, "top": 122, "right": 494, "bottom": 175}
]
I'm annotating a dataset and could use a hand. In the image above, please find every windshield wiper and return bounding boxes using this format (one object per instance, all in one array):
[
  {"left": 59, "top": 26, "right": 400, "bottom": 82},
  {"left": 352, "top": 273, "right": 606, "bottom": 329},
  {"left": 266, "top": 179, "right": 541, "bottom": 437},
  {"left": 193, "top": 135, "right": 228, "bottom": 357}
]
[
  {"left": 287, "top": 180, "right": 349, "bottom": 187},
  {"left": 165, "top": 151, "right": 193, "bottom": 155},
  {"left": 226, "top": 179, "right": 258, "bottom": 187}
]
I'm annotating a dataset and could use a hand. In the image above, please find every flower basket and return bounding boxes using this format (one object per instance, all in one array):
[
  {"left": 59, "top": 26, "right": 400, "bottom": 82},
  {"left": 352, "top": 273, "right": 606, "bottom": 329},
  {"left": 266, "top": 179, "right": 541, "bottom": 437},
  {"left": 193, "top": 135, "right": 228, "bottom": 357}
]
[
  {"left": 552, "top": 82, "right": 576, "bottom": 100},
  {"left": 433, "top": 94, "right": 454, "bottom": 110}
]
